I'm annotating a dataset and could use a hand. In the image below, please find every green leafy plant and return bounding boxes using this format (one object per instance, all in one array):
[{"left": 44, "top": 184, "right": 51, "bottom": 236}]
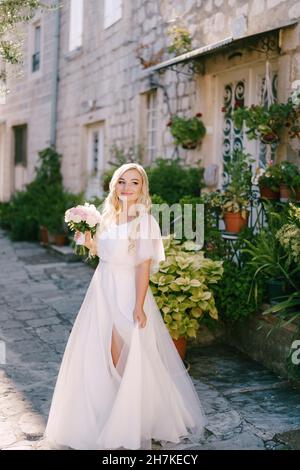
[
  {"left": 150, "top": 234, "right": 223, "bottom": 340},
  {"left": 232, "top": 102, "right": 295, "bottom": 144},
  {"left": 167, "top": 114, "right": 206, "bottom": 149},
  {"left": 292, "top": 174, "right": 300, "bottom": 193},
  {"left": 242, "top": 227, "right": 299, "bottom": 304},
  {"left": 222, "top": 150, "right": 254, "bottom": 218},
  {"left": 0, "top": 147, "right": 83, "bottom": 241},
  {"left": 145, "top": 157, "right": 205, "bottom": 205},
  {"left": 277, "top": 161, "right": 300, "bottom": 187},
  {"left": 252, "top": 161, "right": 281, "bottom": 192},
  {"left": 167, "top": 26, "right": 192, "bottom": 56},
  {"left": 276, "top": 203, "right": 300, "bottom": 264},
  {"left": 212, "top": 260, "right": 265, "bottom": 323},
  {"left": 179, "top": 193, "right": 227, "bottom": 259}
]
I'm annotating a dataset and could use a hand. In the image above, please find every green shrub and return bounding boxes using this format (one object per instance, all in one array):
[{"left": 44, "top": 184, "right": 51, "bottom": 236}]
[
  {"left": 212, "top": 260, "right": 265, "bottom": 323},
  {"left": 0, "top": 147, "right": 83, "bottom": 241},
  {"left": 145, "top": 157, "right": 204, "bottom": 205}
]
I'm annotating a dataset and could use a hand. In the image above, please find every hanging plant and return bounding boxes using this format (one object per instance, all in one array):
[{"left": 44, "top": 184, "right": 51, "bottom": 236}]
[
  {"left": 167, "top": 113, "right": 206, "bottom": 149},
  {"left": 232, "top": 102, "right": 295, "bottom": 145}
]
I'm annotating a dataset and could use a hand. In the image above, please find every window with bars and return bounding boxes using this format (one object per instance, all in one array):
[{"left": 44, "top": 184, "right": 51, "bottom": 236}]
[
  {"left": 32, "top": 24, "right": 41, "bottom": 72},
  {"left": 257, "top": 72, "right": 278, "bottom": 168},
  {"left": 13, "top": 125, "right": 27, "bottom": 166},
  {"left": 104, "top": 0, "right": 122, "bottom": 29},
  {"left": 146, "top": 91, "right": 157, "bottom": 164},
  {"left": 222, "top": 80, "right": 245, "bottom": 166},
  {"left": 92, "top": 130, "right": 99, "bottom": 173},
  {"left": 69, "top": 0, "right": 83, "bottom": 51}
]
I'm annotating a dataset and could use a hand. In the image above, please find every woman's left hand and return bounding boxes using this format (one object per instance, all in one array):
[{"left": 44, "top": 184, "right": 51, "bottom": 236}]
[{"left": 133, "top": 307, "right": 147, "bottom": 328}]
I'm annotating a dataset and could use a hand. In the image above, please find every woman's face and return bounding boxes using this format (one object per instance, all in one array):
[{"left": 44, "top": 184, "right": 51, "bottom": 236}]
[{"left": 116, "top": 169, "right": 143, "bottom": 205}]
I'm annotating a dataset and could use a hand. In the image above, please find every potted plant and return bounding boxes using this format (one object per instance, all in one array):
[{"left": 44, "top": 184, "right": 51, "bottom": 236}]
[
  {"left": 232, "top": 102, "right": 294, "bottom": 145},
  {"left": 252, "top": 161, "right": 280, "bottom": 200},
  {"left": 46, "top": 215, "right": 68, "bottom": 246},
  {"left": 276, "top": 203, "right": 300, "bottom": 264},
  {"left": 243, "top": 204, "right": 300, "bottom": 305},
  {"left": 277, "top": 161, "right": 300, "bottom": 202},
  {"left": 222, "top": 193, "right": 250, "bottom": 233},
  {"left": 150, "top": 235, "right": 223, "bottom": 359},
  {"left": 292, "top": 174, "right": 300, "bottom": 202},
  {"left": 221, "top": 150, "right": 254, "bottom": 233},
  {"left": 167, "top": 113, "right": 206, "bottom": 150}
]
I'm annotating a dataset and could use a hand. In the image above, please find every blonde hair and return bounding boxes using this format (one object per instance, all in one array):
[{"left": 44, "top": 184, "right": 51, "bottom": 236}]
[{"left": 96, "top": 163, "right": 152, "bottom": 253}]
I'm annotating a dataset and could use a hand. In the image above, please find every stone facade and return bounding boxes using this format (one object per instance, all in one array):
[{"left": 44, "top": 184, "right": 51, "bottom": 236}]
[{"left": 0, "top": 0, "right": 300, "bottom": 201}]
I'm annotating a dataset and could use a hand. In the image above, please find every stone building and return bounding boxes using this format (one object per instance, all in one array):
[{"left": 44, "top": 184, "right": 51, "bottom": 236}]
[{"left": 0, "top": 0, "right": 300, "bottom": 202}]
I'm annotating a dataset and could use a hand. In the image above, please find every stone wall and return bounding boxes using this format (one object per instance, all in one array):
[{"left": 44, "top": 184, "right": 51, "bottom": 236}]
[
  {"left": 1, "top": 0, "right": 300, "bottom": 198},
  {"left": 0, "top": 0, "right": 58, "bottom": 199}
]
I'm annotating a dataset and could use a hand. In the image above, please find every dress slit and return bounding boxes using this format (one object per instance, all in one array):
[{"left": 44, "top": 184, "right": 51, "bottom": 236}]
[{"left": 109, "top": 323, "right": 129, "bottom": 382}]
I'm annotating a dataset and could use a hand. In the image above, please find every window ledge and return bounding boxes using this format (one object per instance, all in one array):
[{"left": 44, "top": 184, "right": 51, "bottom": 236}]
[{"left": 64, "top": 47, "right": 83, "bottom": 62}]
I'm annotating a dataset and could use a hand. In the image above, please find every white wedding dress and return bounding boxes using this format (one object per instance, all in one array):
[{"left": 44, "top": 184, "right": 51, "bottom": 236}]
[{"left": 44, "top": 212, "right": 206, "bottom": 450}]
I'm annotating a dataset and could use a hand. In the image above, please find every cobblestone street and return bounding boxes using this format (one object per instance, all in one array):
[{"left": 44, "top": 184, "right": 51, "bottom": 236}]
[{"left": 0, "top": 228, "right": 300, "bottom": 451}]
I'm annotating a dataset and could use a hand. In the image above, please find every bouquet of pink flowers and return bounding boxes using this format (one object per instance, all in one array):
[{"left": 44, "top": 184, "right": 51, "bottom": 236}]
[{"left": 64, "top": 202, "right": 101, "bottom": 256}]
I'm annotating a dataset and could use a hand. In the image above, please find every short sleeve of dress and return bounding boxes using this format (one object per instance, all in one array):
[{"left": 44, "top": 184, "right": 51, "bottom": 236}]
[{"left": 134, "top": 213, "right": 166, "bottom": 275}]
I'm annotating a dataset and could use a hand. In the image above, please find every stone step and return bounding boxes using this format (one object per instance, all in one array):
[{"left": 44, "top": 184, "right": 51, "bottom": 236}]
[{"left": 44, "top": 243, "right": 81, "bottom": 263}]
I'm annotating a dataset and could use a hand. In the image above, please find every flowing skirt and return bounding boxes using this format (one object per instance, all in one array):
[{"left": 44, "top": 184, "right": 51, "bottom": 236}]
[{"left": 44, "top": 259, "right": 206, "bottom": 450}]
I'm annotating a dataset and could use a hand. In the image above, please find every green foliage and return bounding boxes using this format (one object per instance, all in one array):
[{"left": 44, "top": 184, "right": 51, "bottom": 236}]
[
  {"left": 146, "top": 157, "right": 204, "bottom": 205},
  {"left": 150, "top": 234, "right": 223, "bottom": 339},
  {"left": 178, "top": 194, "right": 227, "bottom": 259},
  {"left": 255, "top": 162, "right": 281, "bottom": 192},
  {"left": 292, "top": 174, "right": 300, "bottom": 191},
  {"left": 232, "top": 102, "right": 295, "bottom": 143},
  {"left": 0, "top": 147, "right": 83, "bottom": 241},
  {"left": 167, "top": 26, "right": 192, "bottom": 56},
  {"left": 222, "top": 149, "right": 254, "bottom": 217},
  {"left": 277, "top": 161, "right": 300, "bottom": 186},
  {"left": 168, "top": 114, "right": 206, "bottom": 149},
  {"left": 212, "top": 260, "right": 265, "bottom": 323},
  {"left": 276, "top": 203, "right": 300, "bottom": 264},
  {"left": 0, "top": 1, "right": 58, "bottom": 79}
]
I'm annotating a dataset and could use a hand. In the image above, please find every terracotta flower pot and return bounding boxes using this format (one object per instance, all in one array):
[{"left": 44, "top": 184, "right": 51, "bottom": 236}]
[
  {"left": 173, "top": 336, "right": 187, "bottom": 360},
  {"left": 181, "top": 140, "right": 198, "bottom": 150},
  {"left": 39, "top": 225, "right": 49, "bottom": 246},
  {"left": 54, "top": 234, "right": 68, "bottom": 246},
  {"left": 260, "top": 132, "right": 279, "bottom": 145},
  {"left": 224, "top": 211, "right": 248, "bottom": 234},
  {"left": 259, "top": 185, "right": 280, "bottom": 201},
  {"left": 280, "top": 184, "right": 293, "bottom": 202}
]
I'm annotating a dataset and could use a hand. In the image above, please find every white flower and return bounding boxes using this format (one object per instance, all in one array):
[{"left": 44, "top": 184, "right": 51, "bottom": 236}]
[
  {"left": 86, "top": 215, "right": 98, "bottom": 227},
  {"left": 64, "top": 209, "right": 71, "bottom": 223},
  {"left": 72, "top": 214, "right": 82, "bottom": 224}
]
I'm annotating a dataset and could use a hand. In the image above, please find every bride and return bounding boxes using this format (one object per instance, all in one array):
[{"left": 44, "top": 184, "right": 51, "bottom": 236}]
[{"left": 43, "top": 162, "right": 206, "bottom": 450}]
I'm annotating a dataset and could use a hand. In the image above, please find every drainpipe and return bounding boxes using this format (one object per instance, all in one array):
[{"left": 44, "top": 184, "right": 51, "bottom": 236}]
[{"left": 50, "top": 5, "right": 61, "bottom": 148}]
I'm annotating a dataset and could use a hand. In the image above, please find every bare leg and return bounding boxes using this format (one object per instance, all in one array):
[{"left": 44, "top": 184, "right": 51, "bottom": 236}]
[{"left": 111, "top": 325, "right": 123, "bottom": 368}]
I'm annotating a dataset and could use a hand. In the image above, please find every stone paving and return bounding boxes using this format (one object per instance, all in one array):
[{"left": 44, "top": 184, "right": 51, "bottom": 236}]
[{"left": 0, "top": 228, "right": 299, "bottom": 451}]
